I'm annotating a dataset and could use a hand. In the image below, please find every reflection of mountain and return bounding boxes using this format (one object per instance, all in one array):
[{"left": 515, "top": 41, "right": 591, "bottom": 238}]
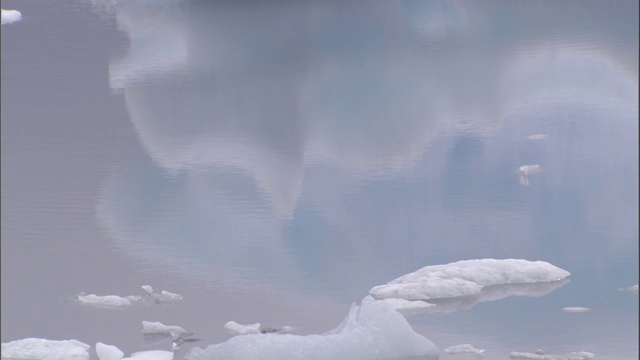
[{"left": 99, "top": 0, "right": 638, "bottom": 300}]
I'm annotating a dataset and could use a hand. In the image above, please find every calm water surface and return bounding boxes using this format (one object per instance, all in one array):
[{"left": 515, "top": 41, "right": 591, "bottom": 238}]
[{"left": 1, "top": 1, "right": 638, "bottom": 359}]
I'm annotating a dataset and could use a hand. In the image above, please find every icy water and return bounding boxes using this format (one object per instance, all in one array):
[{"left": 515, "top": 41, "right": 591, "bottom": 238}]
[{"left": 1, "top": 0, "right": 638, "bottom": 359}]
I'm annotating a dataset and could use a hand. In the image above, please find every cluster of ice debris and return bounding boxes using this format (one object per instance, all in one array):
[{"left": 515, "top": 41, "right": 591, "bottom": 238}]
[
  {"left": 73, "top": 285, "right": 183, "bottom": 310},
  {"left": 3, "top": 259, "right": 581, "bottom": 360}
]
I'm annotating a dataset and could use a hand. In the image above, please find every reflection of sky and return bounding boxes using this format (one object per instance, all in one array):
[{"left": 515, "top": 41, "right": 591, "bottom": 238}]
[{"left": 97, "top": 0, "right": 638, "bottom": 356}]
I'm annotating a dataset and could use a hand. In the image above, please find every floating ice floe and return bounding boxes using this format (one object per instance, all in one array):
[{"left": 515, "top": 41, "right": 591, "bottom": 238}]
[
  {"left": 96, "top": 342, "right": 174, "bottom": 360},
  {"left": 142, "top": 321, "right": 193, "bottom": 338},
  {"left": 1, "top": 9, "right": 21, "bottom": 25},
  {"left": 187, "top": 296, "right": 439, "bottom": 360},
  {"left": 1, "top": 338, "right": 90, "bottom": 360},
  {"left": 562, "top": 307, "right": 590, "bottom": 313},
  {"left": 445, "top": 343, "right": 485, "bottom": 356},
  {"left": 225, "top": 321, "right": 261, "bottom": 335},
  {"left": 75, "top": 293, "right": 142, "bottom": 310},
  {"left": 509, "top": 350, "right": 594, "bottom": 360},
  {"left": 141, "top": 285, "right": 184, "bottom": 306},
  {"left": 629, "top": 284, "right": 638, "bottom": 294},
  {"left": 224, "top": 321, "right": 294, "bottom": 336},
  {"left": 527, "top": 134, "right": 549, "bottom": 141},
  {"left": 370, "top": 259, "right": 570, "bottom": 304}
]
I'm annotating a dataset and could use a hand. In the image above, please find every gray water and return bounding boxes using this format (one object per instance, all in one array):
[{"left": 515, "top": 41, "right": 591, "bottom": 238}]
[{"left": 1, "top": 1, "right": 638, "bottom": 359}]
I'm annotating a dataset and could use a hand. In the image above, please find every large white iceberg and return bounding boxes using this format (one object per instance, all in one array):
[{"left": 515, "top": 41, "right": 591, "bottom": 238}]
[
  {"left": 370, "top": 259, "right": 570, "bottom": 302},
  {"left": 1, "top": 338, "right": 90, "bottom": 360},
  {"left": 75, "top": 293, "right": 141, "bottom": 310},
  {"left": 187, "top": 296, "right": 438, "bottom": 360}
]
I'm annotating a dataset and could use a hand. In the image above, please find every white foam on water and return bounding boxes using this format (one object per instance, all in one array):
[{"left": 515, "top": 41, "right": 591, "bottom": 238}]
[{"left": 1, "top": 338, "right": 90, "bottom": 360}]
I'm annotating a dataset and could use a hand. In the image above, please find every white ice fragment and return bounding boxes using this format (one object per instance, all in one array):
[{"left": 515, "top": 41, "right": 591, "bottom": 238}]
[
  {"left": 160, "top": 290, "right": 183, "bottom": 302},
  {"left": 518, "top": 164, "right": 542, "bottom": 176},
  {"left": 188, "top": 296, "right": 439, "bottom": 360},
  {"left": 140, "top": 286, "right": 183, "bottom": 305},
  {"left": 562, "top": 307, "right": 590, "bottom": 313},
  {"left": 1, "top": 338, "right": 90, "bottom": 360},
  {"left": 445, "top": 343, "right": 485, "bottom": 355},
  {"left": 225, "top": 321, "right": 261, "bottom": 335},
  {"left": 96, "top": 342, "right": 125, "bottom": 360},
  {"left": 142, "top": 321, "right": 192, "bottom": 338},
  {"left": 528, "top": 134, "right": 549, "bottom": 141},
  {"left": 370, "top": 259, "right": 570, "bottom": 301},
  {"left": 509, "top": 352, "right": 546, "bottom": 359},
  {"left": 76, "top": 294, "right": 135, "bottom": 310},
  {"left": 125, "top": 350, "right": 174, "bottom": 360},
  {"left": 1, "top": 9, "right": 22, "bottom": 25},
  {"left": 628, "top": 284, "right": 638, "bottom": 294},
  {"left": 519, "top": 175, "right": 530, "bottom": 186}
]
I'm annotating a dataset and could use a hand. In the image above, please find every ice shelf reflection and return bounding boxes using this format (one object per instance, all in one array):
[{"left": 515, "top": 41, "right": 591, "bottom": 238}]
[{"left": 98, "top": 0, "right": 638, "bottom": 302}]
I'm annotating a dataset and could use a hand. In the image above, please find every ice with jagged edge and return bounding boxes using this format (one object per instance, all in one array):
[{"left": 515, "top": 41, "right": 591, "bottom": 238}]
[
  {"left": 1, "top": 338, "right": 90, "bottom": 360},
  {"left": 370, "top": 259, "right": 570, "bottom": 305},
  {"left": 1, "top": 9, "right": 21, "bottom": 25},
  {"left": 187, "top": 295, "right": 438, "bottom": 360},
  {"left": 224, "top": 321, "right": 294, "bottom": 335}
]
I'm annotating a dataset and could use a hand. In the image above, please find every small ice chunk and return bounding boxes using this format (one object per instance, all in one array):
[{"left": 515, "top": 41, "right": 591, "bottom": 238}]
[
  {"left": 509, "top": 352, "right": 546, "bottom": 359},
  {"left": 126, "top": 350, "right": 174, "bottom": 360},
  {"left": 140, "top": 286, "right": 183, "bottom": 305},
  {"left": 628, "top": 284, "right": 638, "bottom": 294},
  {"left": 445, "top": 343, "right": 485, "bottom": 355},
  {"left": 1, "top": 9, "right": 22, "bottom": 25},
  {"left": 567, "top": 351, "right": 595, "bottom": 360},
  {"left": 160, "top": 290, "right": 183, "bottom": 302},
  {"left": 519, "top": 176, "right": 530, "bottom": 186},
  {"left": 96, "top": 342, "right": 125, "bottom": 360},
  {"left": 562, "top": 307, "right": 591, "bottom": 313},
  {"left": 518, "top": 165, "right": 542, "bottom": 176},
  {"left": 188, "top": 296, "right": 439, "bottom": 360},
  {"left": 76, "top": 294, "right": 137, "bottom": 310},
  {"left": 527, "top": 134, "right": 549, "bottom": 141},
  {"left": 370, "top": 259, "right": 570, "bottom": 301},
  {"left": 142, "top": 321, "right": 192, "bottom": 338},
  {"left": 225, "top": 321, "right": 261, "bottom": 335},
  {"left": 1, "top": 338, "right": 90, "bottom": 360}
]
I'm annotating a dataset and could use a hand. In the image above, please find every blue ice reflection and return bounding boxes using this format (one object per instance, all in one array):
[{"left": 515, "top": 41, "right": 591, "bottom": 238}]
[{"left": 98, "top": 0, "right": 637, "bottom": 327}]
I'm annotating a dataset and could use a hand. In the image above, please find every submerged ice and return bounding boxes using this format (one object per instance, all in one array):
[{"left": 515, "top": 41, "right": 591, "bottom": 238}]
[{"left": 187, "top": 296, "right": 438, "bottom": 360}]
